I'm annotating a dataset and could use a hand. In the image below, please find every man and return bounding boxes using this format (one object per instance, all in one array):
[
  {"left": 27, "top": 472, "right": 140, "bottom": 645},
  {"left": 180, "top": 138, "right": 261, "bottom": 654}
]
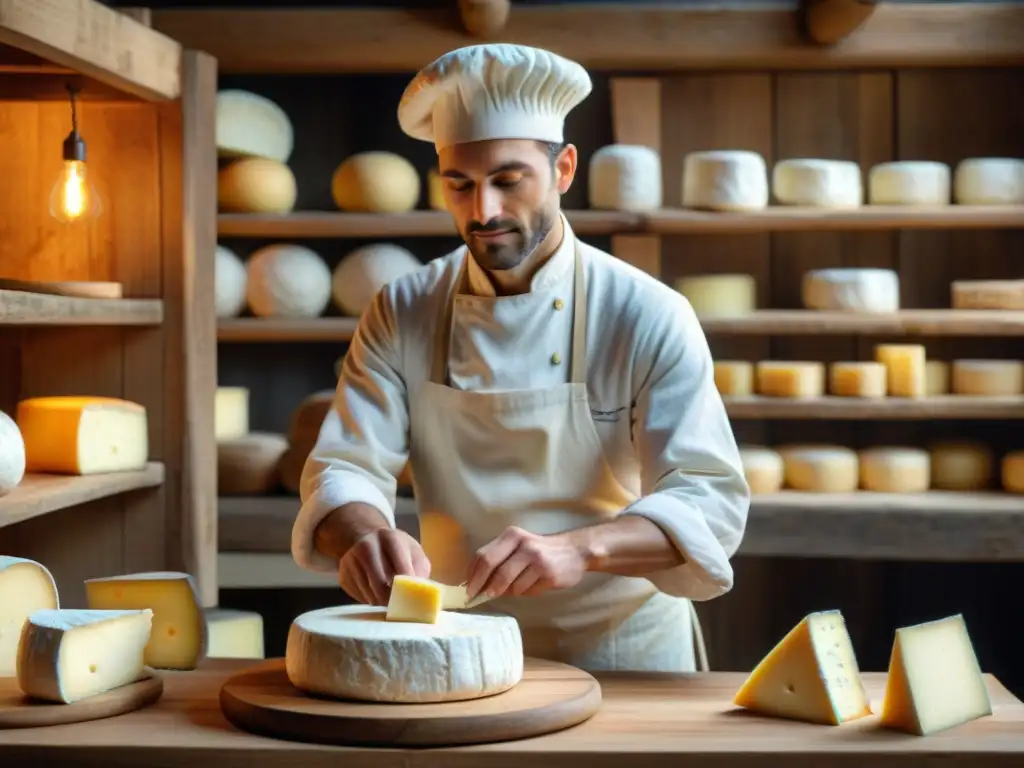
[{"left": 292, "top": 43, "right": 750, "bottom": 672}]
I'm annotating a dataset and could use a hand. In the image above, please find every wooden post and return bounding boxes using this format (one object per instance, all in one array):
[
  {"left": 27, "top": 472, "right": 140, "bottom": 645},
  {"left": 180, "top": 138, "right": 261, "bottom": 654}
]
[
  {"left": 119, "top": 8, "right": 153, "bottom": 27},
  {"left": 458, "top": 0, "right": 510, "bottom": 37},
  {"left": 802, "top": 0, "right": 879, "bottom": 44}
]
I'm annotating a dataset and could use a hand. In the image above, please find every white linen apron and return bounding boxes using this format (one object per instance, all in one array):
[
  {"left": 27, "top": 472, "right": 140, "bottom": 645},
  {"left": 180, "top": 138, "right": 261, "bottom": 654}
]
[{"left": 408, "top": 240, "right": 709, "bottom": 673}]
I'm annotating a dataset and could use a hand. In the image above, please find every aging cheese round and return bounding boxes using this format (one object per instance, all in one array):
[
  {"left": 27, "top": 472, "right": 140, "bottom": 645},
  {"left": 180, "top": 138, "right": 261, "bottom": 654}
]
[
  {"left": 215, "top": 89, "right": 294, "bottom": 163},
  {"left": 218, "top": 158, "right": 298, "bottom": 214},
  {"left": 0, "top": 410, "right": 26, "bottom": 497},
  {"left": 929, "top": 441, "right": 994, "bottom": 491},
  {"left": 246, "top": 244, "right": 332, "bottom": 318},
  {"left": 332, "top": 152, "right": 420, "bottom": 213},
  {"left": 953, "top": 158, "right": 1024, "bottom": 204},
  {"left": 289, "top": 390, "right": 335, "bottom": 450},
  {"left": 682, "top": 150, "right": 769, "bottom": 211},
  {"left": 772, "top": 159, "right": 862, "bottom": 208},
  {"left": 802, "top": 268, "right": 900, "bottom": 313},
  {"left": 427, "top": 168, "right": 447, "bottom": 211},
  {"left": 778, "top": 445, "right": 859, "bottom": 493},
  {"left": 951, "top": 359, "right": 1024, "bottom": 396},
  {"left": 714, "top": 361, "right": 754, "bottom": 397},
  {"left": 829, "top": 362, "right": 887, "bottom": 398},
  {"left": 867, "top": 161, "right": 951, "bottom": 205},
  {"left": 926, "top": 360, "right": 949, "bottom": 396},
  {"left": 674, "top": 274, "right": 756, "bottom": 318},
  {"left": 215, "top": 387, "right": 250, "bottom": 442},
  {"left": 588, "top": 144, "right": 663, "bottom": 211},
  {"left": 0, "top": 556, "right": 59, "bottom": 676},
  {"left": 859, "top": 447, "right": 930, "bottom": 493},
  {"left": 285, "top": 605, "right": 524, "bottom": 703},
  {"left": 739, "top": 446, "right": 784, "bottom": 495},
  {"left": 215, "top": 245, "right": 248, "bottom": 319},
  {"left": 1002, "top": 451, "right": 1024, "bottom": 494},
  {"left": 332, "top": 243, "right": 421, "bottom": 316},
  {"left": 951, "top": 280, "right": 1024, "bottom": 311},
  {"left": 217, "top": 432, "right": 288, "bottom": 495},
  {"left": 756, "top": 361, "right": 825, "bottom": 399},
  {"left": 278, "top": 447, "right": 304, "bottom": 495}
]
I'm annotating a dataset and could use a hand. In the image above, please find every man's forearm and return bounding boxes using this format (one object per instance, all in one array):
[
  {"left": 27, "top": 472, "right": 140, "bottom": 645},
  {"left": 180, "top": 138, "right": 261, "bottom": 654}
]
[
  {"left": 314, "top": 502, "right": 391, "bottom": 560},
  {"left": 564, "top": 514, "right": 685, "bottom": 577}
]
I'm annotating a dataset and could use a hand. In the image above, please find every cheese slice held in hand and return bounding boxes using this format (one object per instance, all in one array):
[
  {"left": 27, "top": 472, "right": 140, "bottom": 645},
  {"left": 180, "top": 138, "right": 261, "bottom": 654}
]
[
  {"left": 0, "top": 556, "right": 59, "bottom": 675},
  {"left": 17, "top": 609, "right": 153, "bottom": 704},
  {"left": 386, "top": 575, "right": 443, "bottom": 624},
  {"left": 734, "top": 609, "right": 872, "bottom": 725}
]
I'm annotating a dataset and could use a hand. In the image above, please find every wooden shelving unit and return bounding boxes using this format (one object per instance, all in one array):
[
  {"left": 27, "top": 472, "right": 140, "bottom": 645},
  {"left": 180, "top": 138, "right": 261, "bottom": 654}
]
[
  {"left": 0, "top": 289, "right": 164, "bottom": 326},
  {"left": 724, "top": 396, "right": 1024, "bottom": 420}
]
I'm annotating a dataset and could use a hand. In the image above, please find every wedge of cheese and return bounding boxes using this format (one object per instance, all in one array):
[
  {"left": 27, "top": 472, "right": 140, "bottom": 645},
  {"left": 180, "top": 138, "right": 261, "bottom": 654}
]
[
  {"left": 17, "top": 609, "right": 153, "bottom": 704},
  {"left": 734, "top": 610, "right": 872, "bottom": 725},
  {"left": 206, "top": 608, "right": 265, "bottom": 659},
  {"left": 85, "top": 571, "right": 206, "bottom": 670},
  {"left": 386, "top": 575, "right": 443, "bottom": 624},
  {"left": 16, "top": 396, "right": 148, "bottom": 475},
  {"left": 0, "top": 556, "right": 59, "bottom": 675}
]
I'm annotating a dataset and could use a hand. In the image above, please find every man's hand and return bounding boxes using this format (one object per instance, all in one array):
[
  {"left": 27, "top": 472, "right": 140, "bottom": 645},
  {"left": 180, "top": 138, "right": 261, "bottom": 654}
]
[
  {"left": 465, "top": 526, "right": 589, "bottom": 601},
  {"left": 338, "top": 528, "right": 431, "bottom": 606}
]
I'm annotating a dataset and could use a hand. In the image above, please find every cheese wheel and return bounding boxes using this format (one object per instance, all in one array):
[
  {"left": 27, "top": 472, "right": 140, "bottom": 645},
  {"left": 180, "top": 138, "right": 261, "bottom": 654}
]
[
  {"left": 868, "top": 161, "right": 951, "bottom": 205},
  {"left": 0, "top": 556, "right": 59, "bottom": 676},
  {"left": 217, "top": 432, "right": 288, "bottom": 495},
  {"left": 926, "top": 360, "right": 949, "bottom": 396},
  {"left": 779, "top": 445, "right": 859, "bottom": 493},
  {"left": 588, "top": 144, "right": 663, "bottom": 211},
  {"left": 215, "top": 387, "right": 249, "bottom": 442},
  {"left": 216, "top": 89, "right": 293, "bottom": 163},
  {"left": 756, "top": 361, "right": 825, "bottom": 398},
  {"left": 953, "top": 158, "right": 1024, "bottom": 204},
  {"left": 929, "top": 441, "right": 994, "bottom": 491},
  {"left": 739, "top": 446, "right": 783, "bottom": 495},
  {"left": 427, "top": 168, "right": 447, "bottom": 211},
  {"left": 772, "top": 159, "right": 862, "bottom": 208},
  {"left": 246, "top": 244, "right": 332, "bottom": 318},
  {"left": 875, "top": 344, "right": 926, "bottom": 398},
  {"left": 278, "top": 447, "right": 304, "bottom": 495},
  {"left": 802, "top": 268, "right": 899, "bottom": 313},
  {"left": 859, "top": 447, "right": 930, "bottom": 493},
  {"left": 1002, "top": 451, "right": 1024, "bottom": 494},
  {"left": 951, "top": 280, "right": 1024, "bottom": 310},
  {"left": 682, "top": 150, "right": 769, "bottom": 211},
  {"left": 218, "top": 158, "right": 297, "bottom": 214},
  {"left": 829, "top": 362, "right": 887, "bottom": 398},
  {"left": 285, "top": 605, "right": 524, "bottom": 703},
  {"left": 332, "top": 243, "right": 421, "bottom": 316},
  {"left": 289, "top": 390, "right": 335, "bottom": 449},
  {"left": 0, "top": 410, "right": 26, "bottom": 496},
  {"left": 714, "top": 361, "right": 754, "bottom": 397},
  {"left": 674, "top": 274, "right": 756, "bottom": 318},
  {"left": 332, "top": 152, "right": 420, "bottom": 213},
  {"left": 215, "top": 245, "right": 248, "bottom": 319},
  {"left": 951, "top": 359, "right": 1024, "bottom": 396}
]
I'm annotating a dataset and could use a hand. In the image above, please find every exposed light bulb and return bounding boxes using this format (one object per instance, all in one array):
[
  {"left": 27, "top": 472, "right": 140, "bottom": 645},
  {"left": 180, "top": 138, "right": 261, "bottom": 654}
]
[{"left": 50, "top": 159, "right": 100, "bottom": 223}]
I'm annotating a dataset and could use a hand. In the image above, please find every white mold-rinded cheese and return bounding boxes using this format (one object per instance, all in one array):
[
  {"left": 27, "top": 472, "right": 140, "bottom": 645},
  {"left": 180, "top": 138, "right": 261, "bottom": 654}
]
[
  {"left": 951, "top": 359, "right": 1024, "bottom": 397},
  {"left": 246, "top": 244, "right": 332, "bottom": 318},
  {"left": 682, "top": 150, "right": 769, "bottom": 211},
  {"left": 216, "top": 89, "right": 294, "bottom": 163},
  {"left": 332, "top": 243, "right": 422, "bottom": 316},
  {"left": 286, "top": 605, "right": 524, "bottom": 703},
  {"left": 778, "top": 445, "right": 859, "bottom": 493},
  {"left": 929, "top": 441, "right": 995, "bottom": 492},
  {"left": 868, "top": 161, "right": 951, "bottom": 205},
  {"left": 953, "top": 158, "right": 1024, "bottom": 204},
  {"left": 802, "top": 268, "right": 900, "bottom": 313},
  {"left": 0, "top": 556, "right": 59, "bottom": 675},
  {"left": 215, "top": 245, "right": 248, "bottom": 319},
  {"left": 674, "top": 274, "right": 756, "bottom": 318},
  {"left": 588, "top": 144, "right": 662, "bottom": 211},
  {"left": 772, "top": 159, "right": 863, "bottom": 208},
  {"left": 0, "top": 410, "right": 26, "bottom": 496},
  {"left": 859, "top": 447, "right": 930, "bottom": 493},
  {"left": 739, "top": 446, "right": 784, "bottom": 495}
]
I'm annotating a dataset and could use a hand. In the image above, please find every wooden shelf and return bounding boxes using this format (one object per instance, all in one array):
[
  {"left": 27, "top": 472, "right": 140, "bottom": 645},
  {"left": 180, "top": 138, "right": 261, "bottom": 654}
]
[
  {"left": 0, "top": 463, "right": 165, "bottom": 529},
  {"left": 0, "top": 290, "right": 164, "bottom": 326},
  {"left": 700, "top": 310, "right": 1024, "bottom": 337},
  {"left": 724, "top": 396, "right": 1024, "bottom": 420},
  {"left": 218, "top": 317, "right": 357, "bottom": 342}
]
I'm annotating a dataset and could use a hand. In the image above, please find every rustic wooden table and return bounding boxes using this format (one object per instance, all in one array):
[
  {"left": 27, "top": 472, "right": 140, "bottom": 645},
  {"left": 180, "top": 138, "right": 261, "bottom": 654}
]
[{"left": 0, "top": 659, "right": 1022, "bottom": 767}]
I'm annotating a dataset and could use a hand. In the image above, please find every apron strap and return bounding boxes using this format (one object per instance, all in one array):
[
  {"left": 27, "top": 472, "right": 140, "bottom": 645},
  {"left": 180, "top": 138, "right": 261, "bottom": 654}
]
[
  {"left": 689, "top": 601, "right": 710, "bottom": 672},
  {"left": 569, "top": 242, "right": 586, "bottom": 385}
]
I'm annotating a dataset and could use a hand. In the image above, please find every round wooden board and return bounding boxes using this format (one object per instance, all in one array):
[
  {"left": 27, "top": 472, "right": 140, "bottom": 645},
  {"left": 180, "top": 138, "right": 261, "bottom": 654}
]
[
  {"left": 220, "top": 657, "right": 602, "bottom": 747},
  {"left": 0, "top": 673, "right": 163, "bottom": 728}
]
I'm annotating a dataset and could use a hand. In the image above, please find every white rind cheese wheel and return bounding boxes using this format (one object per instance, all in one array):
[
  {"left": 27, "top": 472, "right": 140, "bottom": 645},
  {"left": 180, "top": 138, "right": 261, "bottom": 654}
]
[
  {"left": 1002, "top": 451, "right": 1024, "bottom": 494},
  {"left": 427, "top": 168, "right": 447, "bottom": 211},
  {"left": 829, "top": 362, "right": 887, "bottom": 398},
  {"left": 859, "top": 447, "right": 930, "bottom": 493},
  {"left": 217, "top": 432, "right": 288, "bottom": 495},
  {"left": 926, "top": 361, "right": 949, "bottom": 396},
  {"left": 951, "top": 280, "right": 1024, "bottom": 311},
  {"left": 802, "top": 268, "right": 900, "bottom": 313},
  {"left": 215, "top": 89, "right": 294, "bottom": 163},
  {"left": 0, "top": 410, "right": 26, "bottom": 496},
  {"left": 332, "top": 243, "right": 422, "bottom": 316},
  {"left": 246, "top": 244, "right": 332, "bottom": 318},
  {"left": 0, "top": 556, "right": 59, "bottom": 675},
  {"left": 756, "top": 361, "right": 825, "bottom": 399},
  {"left": 674, "top": 274, "right": 756, "bottom": 318},
  {"left": 779, "top": 445, "right": 859, "bottom": 493},
  {"left": 868, "top": 161, "right": 951, "bottom": 205},
  {"left": 951, "top": 359, "right": 1024, "bottom": 396},
  {"left": 739, "top": 446, "right": 784, "bottom": 495},
  {"left": 929, "top": 441, "right": 994, "bottom": 491},
  {"left": 682, "top": 150, "right": 769, "bottom": 211},
  {"left": 332, "top": 152, "right": 420, "bottom": 213},
  {"left": 285, "top": 605, "right": 524, "bottom": 703},
  {"left": 588, "top": 144, "right": 662, "bottom": 211},
  {"left": 218, "top": 158, "right": 298, "bottom": 214},
  {"left": 714, "top": 361, "right": 754, "bottom": 397},
  {"left": 772, "top": 159, "right": 863, "bottom": 208},
  {"left": 215, "top": 245, "right": 248, "bottom": 319},
  {"left": 954, "top": 158, "right": 1024, "bottom": 204}
]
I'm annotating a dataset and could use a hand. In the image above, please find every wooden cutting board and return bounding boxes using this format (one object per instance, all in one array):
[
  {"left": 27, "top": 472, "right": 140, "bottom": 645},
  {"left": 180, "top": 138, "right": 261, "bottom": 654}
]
[
  {"left": 220, "top": 656, "right": 602, "bottom": 747},
  {"left": 0, "top": 673, "right": 163, "bottom": 728}
]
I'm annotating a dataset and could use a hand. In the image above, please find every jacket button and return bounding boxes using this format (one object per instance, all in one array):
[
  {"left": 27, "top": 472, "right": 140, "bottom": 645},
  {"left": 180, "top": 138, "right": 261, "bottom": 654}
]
[
  {"left": 551, "top": 353, "right": 562, "bottom": 365},
  {"left": 553, "top": 298, "right": 564, "bottom": 311}
]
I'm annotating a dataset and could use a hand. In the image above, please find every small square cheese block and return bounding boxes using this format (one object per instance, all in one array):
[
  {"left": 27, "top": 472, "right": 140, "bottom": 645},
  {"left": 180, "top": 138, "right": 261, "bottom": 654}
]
[
  {"left": 714, "top": 361, "right": 754, "bottom": 397},
  {"left": 951, "top": 280, "right": 1024, "bottom": 310},
  {"left": 829, "top": 362, "right": 887, "bottom": 398},
  {"left": 859, "top": 447, "right": 930, "bottom": 493},
  {"left": 85, "top": 571, "right": 206, "bottom": 670},
  {"left": 951, "top": 359, "right": 1024, "bottom": 397},
  {"left": 16, "top": 396, "right": 148, "bottom": 475},
  {"left": 206, "top": 608, "right": 265, "bottom": 659},
  {"left": 386, "top": 575, "right": 443, "bottom": 624},
  {"left": 1002, "top": 451, "right": 1024, "bottom": 494},
  {"left": 756, "top": 362, "right": 825, "bottom": 398},
  {"left": 738, "top": 446, "right": 783, "bottom": 495},
  {"left": 0, "top": 556, "right": 59, "bottom": 675},
  {"left": 874, "top": 345, "right": 926, "bottom": 398},
  {"left": 215, "top": 387, "right": 250, "bottom": 441},
  {"left": 17, "top": 609, "right": 153, "bottom": 704},
  {"left": 929, "top": 441, "right": 994, "bottom": 491},
  {"left": 925, "top": 360, "right": 949, "bottom": 396},
  {"left": 734, "top": 609, "right": 871, "bottom": 726},
  {"left": 778, "top": 445, "right": 859, "bottom": 493},
  {"left": 880, "top": 614, "right": 992, "bottom": 736},
  {"left": 674, "top": 274, "right": 756, "bottom": 319}
]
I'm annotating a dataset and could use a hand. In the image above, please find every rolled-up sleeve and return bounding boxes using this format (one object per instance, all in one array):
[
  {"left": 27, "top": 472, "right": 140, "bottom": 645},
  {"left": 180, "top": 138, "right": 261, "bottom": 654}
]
[
  {"left": 291, "top": 288, "right": 410, "bottom": 574},
  {"left": 620, "top": 293, "right": 750, "bottom": 601}
]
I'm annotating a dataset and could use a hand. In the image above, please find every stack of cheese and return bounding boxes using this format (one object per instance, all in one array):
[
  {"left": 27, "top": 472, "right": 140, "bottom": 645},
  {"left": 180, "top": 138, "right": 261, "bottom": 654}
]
[
  {"left": 0, "top": 410, "right": 26, "bottom": 498},
  {"left": 216, "top": 386, "right": 288, "bottom": 496},
  {"left": 734, "top": 609, "right": 992, "bottom": 736}
]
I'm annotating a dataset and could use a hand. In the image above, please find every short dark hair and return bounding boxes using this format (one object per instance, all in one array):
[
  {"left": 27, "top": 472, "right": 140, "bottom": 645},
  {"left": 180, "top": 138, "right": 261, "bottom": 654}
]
[{"left": 541, "top": 141, "right": 564, "bottom": 167}]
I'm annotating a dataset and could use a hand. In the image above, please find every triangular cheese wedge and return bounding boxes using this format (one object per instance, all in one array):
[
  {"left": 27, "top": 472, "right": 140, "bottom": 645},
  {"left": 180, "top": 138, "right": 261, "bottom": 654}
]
[
  {"left": 734, "top": 609, "right": 872, "bottom": 725},
  {"left": 880, "top": 614, "right": 992, "bottom": 735}
]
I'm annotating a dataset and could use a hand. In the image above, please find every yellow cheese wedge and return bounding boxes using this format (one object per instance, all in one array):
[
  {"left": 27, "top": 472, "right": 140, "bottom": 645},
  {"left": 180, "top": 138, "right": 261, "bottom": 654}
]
[
  {"left": 0, "top": 556, "right": 59, "bottom": 675},
  {"left": 874, "top": 344, "right": 927, "bottom": 398},
  {"left": 206, "top": 608, "right": 265, "bottom": 659},
  {"left": 16, "top": 396, "right": 148, "bottom": 475},
  {"left": 734, "top": 609, "right": 872, "bottom": 725},
  {"left": 880, "top": 614, "right": 992, "bottom": 736},
  {"left": 386, "top": 575, "right": 443, "bottom": 624},
  {"left": 84, "top": 571, "right": 206, "bottom": 670}
]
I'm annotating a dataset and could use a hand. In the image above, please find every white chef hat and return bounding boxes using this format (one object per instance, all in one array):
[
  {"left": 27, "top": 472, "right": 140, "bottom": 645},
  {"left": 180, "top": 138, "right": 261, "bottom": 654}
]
[{"left": 397, "top": 44, "right": 592, "bottom": 153}]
